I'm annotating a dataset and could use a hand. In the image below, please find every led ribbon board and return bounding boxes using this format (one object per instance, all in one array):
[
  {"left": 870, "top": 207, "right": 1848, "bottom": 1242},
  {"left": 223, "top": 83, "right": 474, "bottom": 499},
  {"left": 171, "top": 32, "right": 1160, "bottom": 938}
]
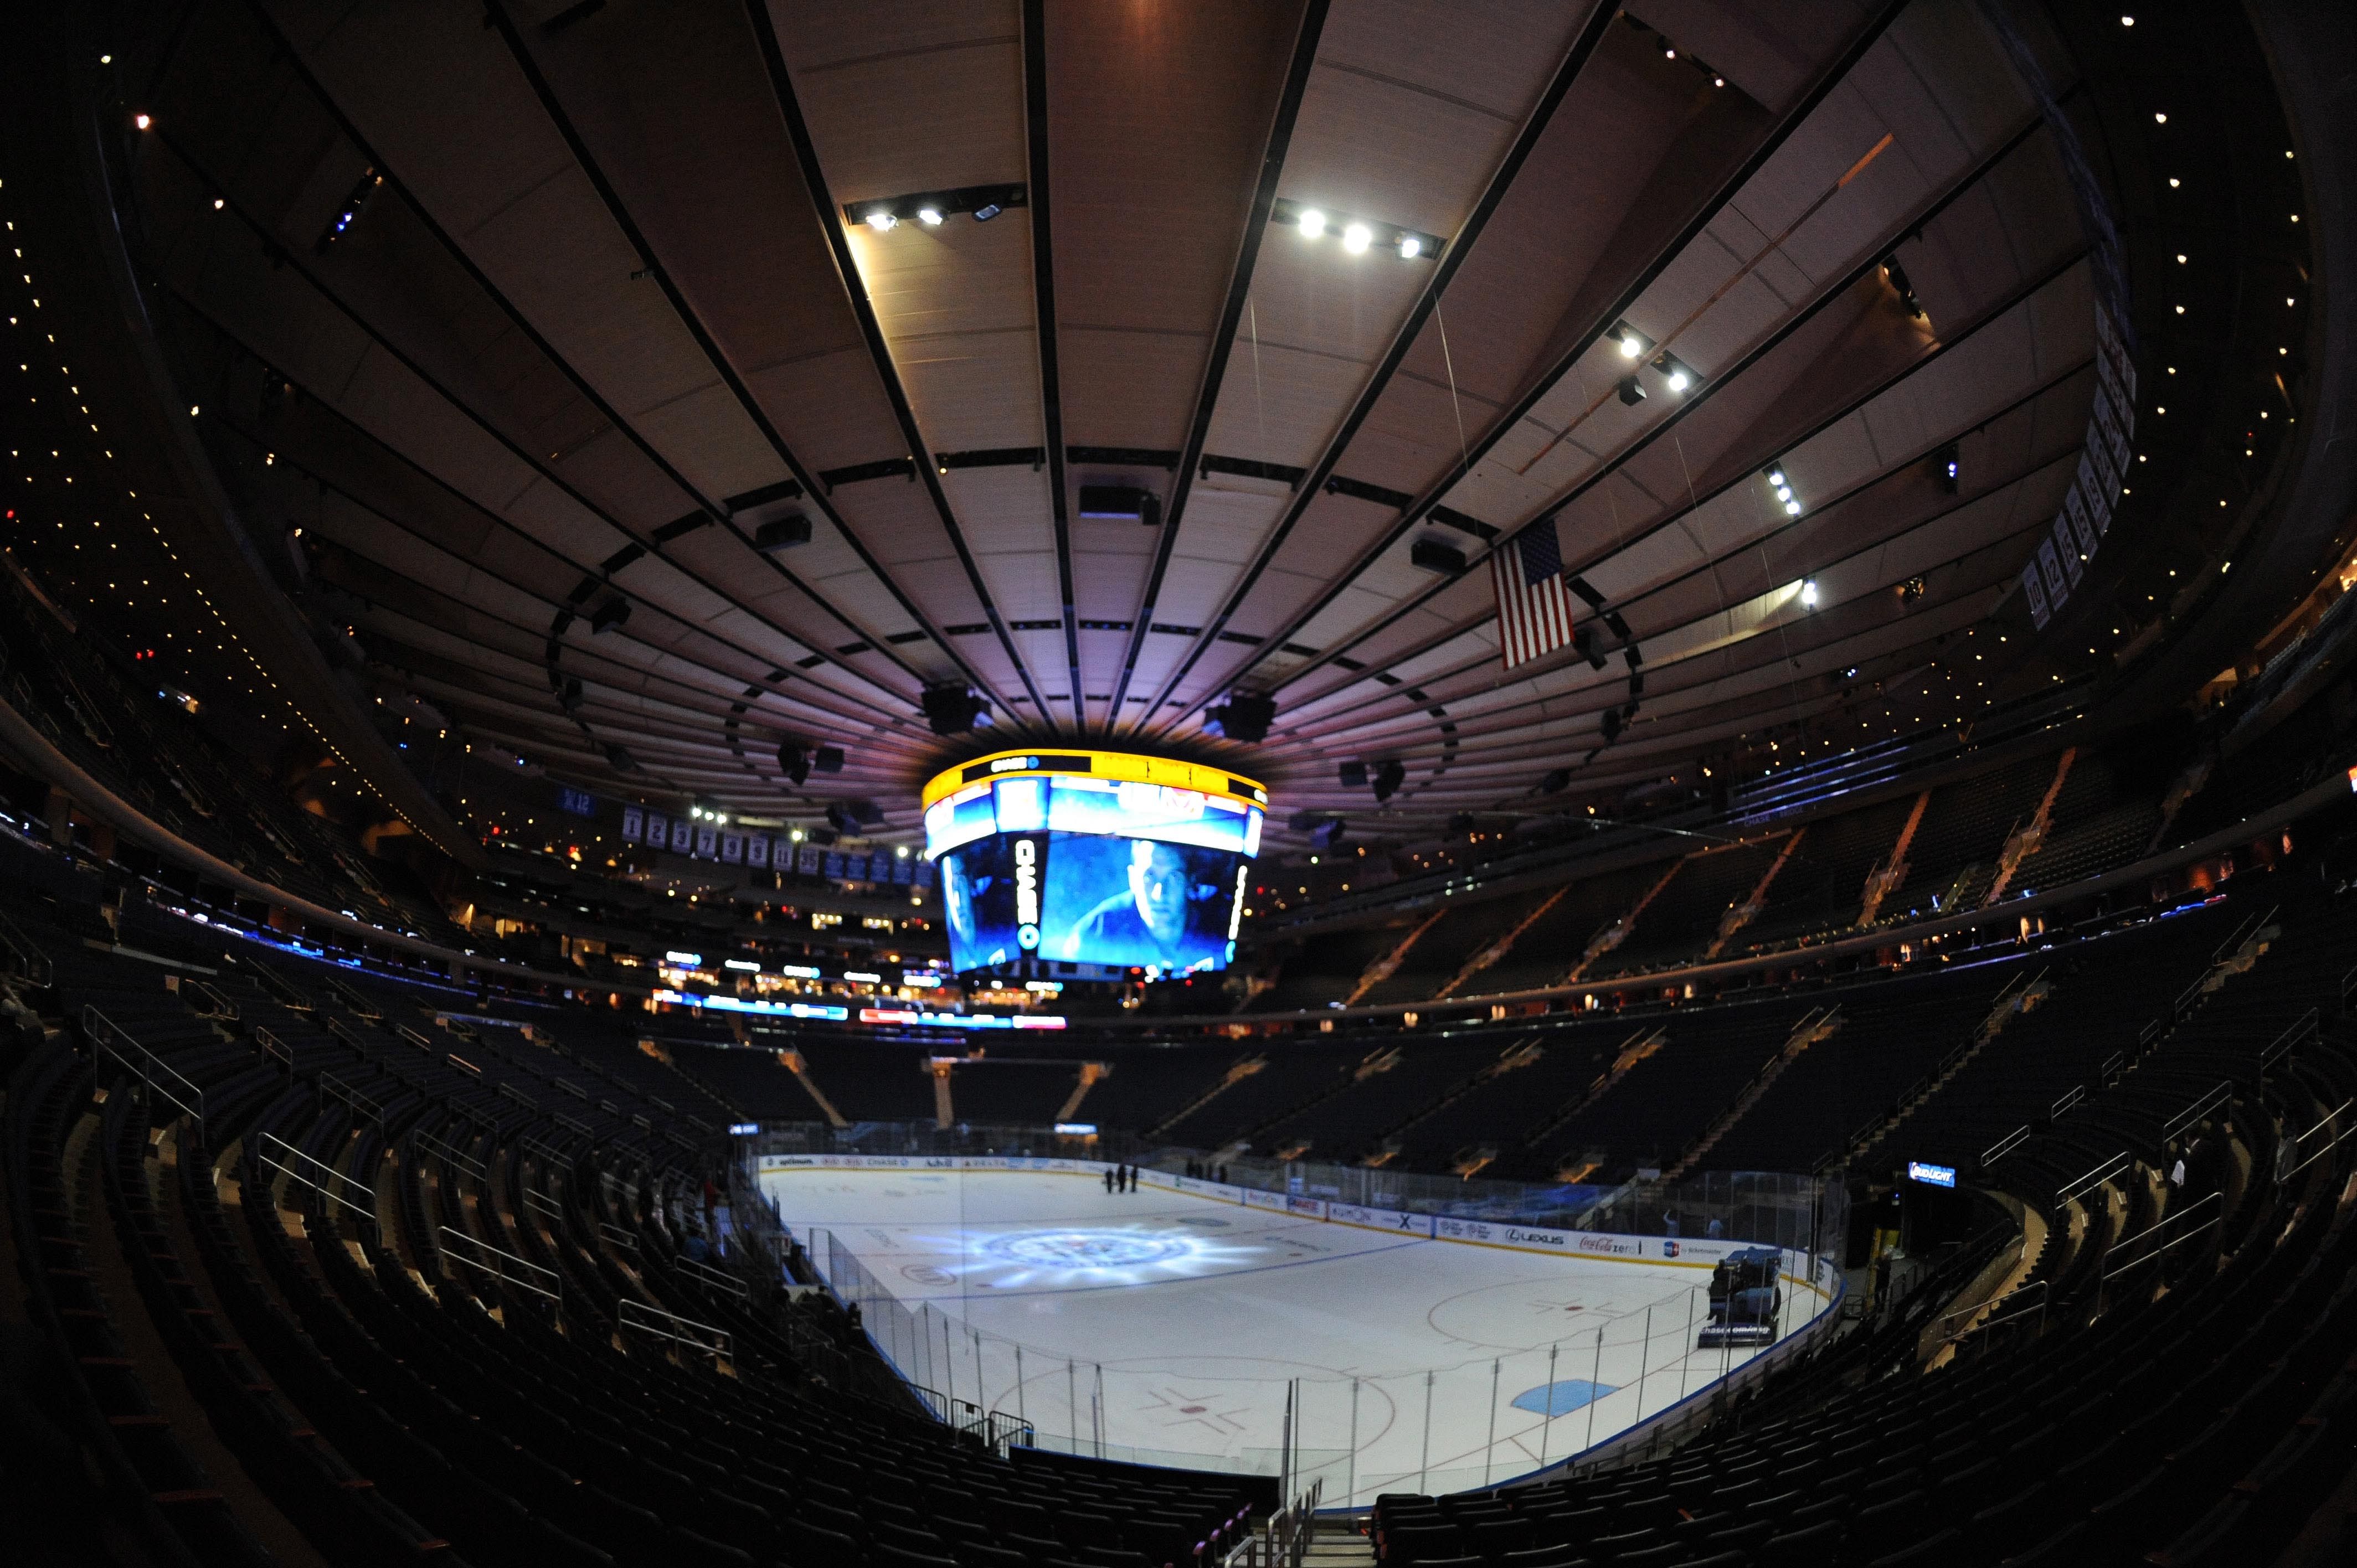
[{"left": 920, "top": 751, "right": 1268, "bottom": 980}]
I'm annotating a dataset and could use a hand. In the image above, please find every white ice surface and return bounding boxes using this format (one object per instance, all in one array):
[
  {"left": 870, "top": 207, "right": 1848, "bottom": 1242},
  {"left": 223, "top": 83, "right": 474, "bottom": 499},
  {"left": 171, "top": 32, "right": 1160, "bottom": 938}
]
[{"left": 764, "top": 1168, "right": 1807, "bottom": 1504}]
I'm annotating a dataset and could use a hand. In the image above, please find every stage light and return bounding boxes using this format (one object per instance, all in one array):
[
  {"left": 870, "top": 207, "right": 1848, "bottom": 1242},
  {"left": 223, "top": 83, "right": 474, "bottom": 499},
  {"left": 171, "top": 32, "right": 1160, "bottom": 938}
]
[
  {"left": 2154, "top": 113, "right": 2167, "bottom": 124},
  {"left": 1800, "top": 580, "right": 1819, "bottom": 607},
  {"left": 864, "top": 209, "right": 897, "bottom": 232},
  {"left": 213, "top": 198, "right": 224, "bottom": 210},
  {"left": 1342, "top": 223, "right": 1371, "bottom": 254},
  {"left": 1299, "top": 208, "right": 1326, "bottom": 238},
  {"left": 1398, "top": 234, "right": 1422, "bottom": 259},
  {"left": 1666, "top": 366, "right": 1689, "bottom": 392},
  {"left": 133, "top": 112, "right": 151, "bottom": 130},
  {"left": 1619, "top": 334, "right": 1642, "bottom": 359},
  {"left": 1652, "top": 352, "right": 1694, "bottom": 393},
  {"left": 1768, "top": 469, "right": 1787, "bottom": 487},
  {"left": 916, "top": 205, "right": 943, "bottom": 226}
]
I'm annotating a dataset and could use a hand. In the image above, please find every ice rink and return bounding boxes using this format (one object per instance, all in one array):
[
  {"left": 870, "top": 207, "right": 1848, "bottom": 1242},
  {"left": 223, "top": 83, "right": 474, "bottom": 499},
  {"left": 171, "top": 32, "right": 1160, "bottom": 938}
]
[{"left": 763, "top": 1164, "right": 1824, "bottom": 1504}]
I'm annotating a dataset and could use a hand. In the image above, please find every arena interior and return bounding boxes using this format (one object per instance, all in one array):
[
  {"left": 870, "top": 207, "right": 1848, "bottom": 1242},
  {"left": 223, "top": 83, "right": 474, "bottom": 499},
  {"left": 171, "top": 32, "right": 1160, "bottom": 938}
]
[{"left": 6, "top": 2, "right": 2357, "bottom": 1565}]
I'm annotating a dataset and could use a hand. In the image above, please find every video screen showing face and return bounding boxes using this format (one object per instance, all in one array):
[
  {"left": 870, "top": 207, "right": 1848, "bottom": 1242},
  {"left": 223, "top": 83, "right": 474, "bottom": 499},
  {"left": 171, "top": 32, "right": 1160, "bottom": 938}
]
[
  {"left": 1041, "top": 833, "right": 1242, "bottom": 977},
  {"left": 941, "top": 838, "right": 1026, "bottom": 972}
]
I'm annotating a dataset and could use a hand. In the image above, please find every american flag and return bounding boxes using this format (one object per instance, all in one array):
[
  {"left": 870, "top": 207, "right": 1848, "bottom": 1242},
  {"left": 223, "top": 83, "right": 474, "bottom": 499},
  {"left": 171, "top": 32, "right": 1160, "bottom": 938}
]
[{"left": 1491, "top": 518, "right": 1579, "bottom": 670}]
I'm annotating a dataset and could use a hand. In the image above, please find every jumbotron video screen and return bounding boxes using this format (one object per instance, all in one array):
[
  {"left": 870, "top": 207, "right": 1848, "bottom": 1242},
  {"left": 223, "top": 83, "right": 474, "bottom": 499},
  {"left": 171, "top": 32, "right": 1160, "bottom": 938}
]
[{"left": 922, "top": 751, "right": 1267, "bottom": 980}]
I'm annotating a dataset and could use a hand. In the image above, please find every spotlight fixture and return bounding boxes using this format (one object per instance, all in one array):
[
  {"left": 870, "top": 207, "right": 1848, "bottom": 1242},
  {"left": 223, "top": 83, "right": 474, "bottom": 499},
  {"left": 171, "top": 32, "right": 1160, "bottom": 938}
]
[
  {"left": 1599, "top": 708, "right": 1623, "bottom": 743},
  {"left": 1766, "top": 466, "right": 1801, "bottom": 515},
  {"left": 1409, "top": 536, "right": 1467, "bottom": 574},
  {"left": 133, "top": 111, "right": 151, "bottom": 130},
  {"left": 1609, "top": 319, "right": 1653, "bottom": 362},
  {"left": 1206, "top": 692, "right": 1276, "bottom": 742},
  {"left": 841, "top": 183, "right": 1026, "bottom": 233},
  {"left": 1800, "top": 579, "right": 1820, "bottom": 608},
  {"left": 813, "top": 745, "right": 845, "bottom": 773},
  {"left": 920, "top": 683, "right": 989, "bottom": 735},
  {"left": 1077, "top": 485, "right": 1161, "bottom": 527},
  {"left": 1930, "top": 441, "right": 1959, "bottom": 494},
  {"left": 1881, "top": 256, "right": 1923, "bottom": 318},
  {"left": 753, "top": 512, "right": 812, "bottom": 552},
  {"left": 1308, "top": 817, "right": 1347, "bottom": 850},
  {"left": 558, "top": 677, "right": 584, "bottom": 714},
  {"left": 1539, "top": 768, "right": 1571, "bottom": 795},
  {"left": 1269, "top": 199, "right": 1442, "bottom": 262},
  {"left": 1651, "top": 352, "right": 1694, "bottom": 393}
]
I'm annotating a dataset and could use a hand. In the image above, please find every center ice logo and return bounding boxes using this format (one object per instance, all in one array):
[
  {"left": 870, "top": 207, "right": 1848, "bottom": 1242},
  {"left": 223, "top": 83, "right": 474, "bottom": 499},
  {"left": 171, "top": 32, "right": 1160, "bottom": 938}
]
[{"left": 985, "top": 1231, "right": 1191, "bottom": 1270}]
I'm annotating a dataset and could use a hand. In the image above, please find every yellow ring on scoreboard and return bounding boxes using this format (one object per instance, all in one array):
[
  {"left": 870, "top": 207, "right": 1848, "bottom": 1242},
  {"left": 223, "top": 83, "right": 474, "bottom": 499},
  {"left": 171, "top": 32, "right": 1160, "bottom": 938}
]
[{"left": 920, "top": 749, "right": 1267, "bottom": 813}]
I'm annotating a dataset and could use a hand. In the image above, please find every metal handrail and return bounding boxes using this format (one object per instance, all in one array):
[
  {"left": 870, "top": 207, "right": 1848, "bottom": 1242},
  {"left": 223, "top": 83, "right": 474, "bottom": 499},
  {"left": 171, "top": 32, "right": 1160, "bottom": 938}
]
[
  {"left": 2279, "top": 1100, "right": 2357, "bottom": 1184},
  {"left": 2050, "top": 1085, "right": 2086, "bottom": 1119},
  {"left": 85, "top": 1005, "right": 205, "bottom": 1133},
  {"left": 413, "top": 1127, "right": 487, "bottom": 1182},
  {"left": 327, "top": 977, "right": 381, "bottom": 1020},
  {"left": 398, "top": 1024, "right": 435, "bottom": 1051},
  {"left": 180, "top": 977, "right": 239, "bottom": 1021},
  {"left": 2102, "top": 1189, "right": 2221, "bottom": 1281},
  {"left": 437, "top": 1225, "right": 560, "bottom": 1301},
  {"left": 2057, "top": 1151, "right": 2130, "bottom": 1204},
  {"left": 256, "top": 1132, "right": 378, "bottom": 1230},
  {"left": 618, "top": 1298, "right": 729, "bottom": 1360},
  {"left": 676, "top": 1252, "right": 748, "bottom": 1301},
  {"left": 2164, "top": 1080, "right": 2234, "bottom": 1141},
  {"left": 2260, "top": 1008, "right": 2319, "bottom": 1072},
  {"left": 1982, "top": 1124, "right": 2032, "bottom": 1167},
  {"left": 318, "top": 1070, "right": 385, "bottom": 1131},
  {"left": 1938, "top": 1278, "right": 2049, "bottom": 1348},
  {"left": 254, "top": 1025, "right": 292, "bottom": 1080},
  {"left": 520, "top": 1133, "right": 575, "bottom": 1169},
  {"left": 0, "top": 907, "right": 54, "bottom": 986},
  {"left": 598, "top": 1219, "right": 640, "bottom": 1252},
  {"left": 523, "top": 1187, "right": 565, "bottom": 1225}
]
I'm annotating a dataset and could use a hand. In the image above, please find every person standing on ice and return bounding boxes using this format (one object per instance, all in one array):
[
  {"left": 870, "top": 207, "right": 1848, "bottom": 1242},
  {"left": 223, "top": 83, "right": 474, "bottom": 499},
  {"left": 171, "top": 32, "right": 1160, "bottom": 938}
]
[{"left": 1104, "top": 1167, "right": 1114, "bottom": 1195}]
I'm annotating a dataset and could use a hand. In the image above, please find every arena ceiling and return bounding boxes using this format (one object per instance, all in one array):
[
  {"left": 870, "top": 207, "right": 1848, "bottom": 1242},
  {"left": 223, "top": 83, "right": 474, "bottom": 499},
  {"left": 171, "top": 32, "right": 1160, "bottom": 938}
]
[{"left": 122, "top": 0, "right": 2171, "bottom": 850}]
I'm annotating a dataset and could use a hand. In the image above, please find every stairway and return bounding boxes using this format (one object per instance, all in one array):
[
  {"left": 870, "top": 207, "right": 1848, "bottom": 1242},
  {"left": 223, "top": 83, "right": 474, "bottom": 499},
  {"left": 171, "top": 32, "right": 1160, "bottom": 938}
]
[
  {"left": 1666, "top": 1005, "right": 1841, "bottom": 1180},
  {"left": 1847, "top": 967, "right": 2050, "bottom": 1166},
  {"left": 1345, "top": 909, "right": 1447, "bottom": 1005},
  {"left": 1303, "top": 1517, "right": 1376, "bottom": 1566}
]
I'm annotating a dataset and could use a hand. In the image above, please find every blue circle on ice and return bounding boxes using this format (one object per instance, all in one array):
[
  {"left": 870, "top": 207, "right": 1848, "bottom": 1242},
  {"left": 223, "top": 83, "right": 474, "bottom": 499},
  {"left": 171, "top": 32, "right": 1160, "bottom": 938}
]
[{"left": 986, "top": 1231, "right": 1190, "bottom": 1269}]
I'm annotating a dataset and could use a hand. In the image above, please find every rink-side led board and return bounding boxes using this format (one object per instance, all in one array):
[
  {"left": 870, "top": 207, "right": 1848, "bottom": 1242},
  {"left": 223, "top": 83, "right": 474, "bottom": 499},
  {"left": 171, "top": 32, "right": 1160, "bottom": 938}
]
[{"left": 919, "top": 751, "right": 1267, "bottom": 981}]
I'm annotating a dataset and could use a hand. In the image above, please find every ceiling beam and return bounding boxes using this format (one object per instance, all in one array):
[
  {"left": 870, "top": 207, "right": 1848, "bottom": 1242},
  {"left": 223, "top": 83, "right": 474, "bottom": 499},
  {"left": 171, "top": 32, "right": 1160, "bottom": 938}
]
[
  {"left": 1100, "top": 0, "right": 1333, "bottom": 731},
  {"left": 243, "top": 4, "right": 952, "bottom": 700},
  {"left": 1133, "top": 0, "right": 1616, "bottom": 727},
  {"left": 735, "top": 0, "right": 1056, "bottom": 729},
  {"left": 1167, "top": 0, "right": 1916, "bottom": 732},
  {"left": 1019, "top": 0, "right": 1087, "bottom": 736}
]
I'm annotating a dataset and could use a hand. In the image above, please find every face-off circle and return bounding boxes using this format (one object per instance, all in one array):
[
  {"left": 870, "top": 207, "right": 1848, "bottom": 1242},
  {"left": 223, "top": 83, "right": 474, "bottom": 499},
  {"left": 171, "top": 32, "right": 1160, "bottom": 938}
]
[{"left": 985, "top": 1231, "right": 1191, "bottom": 1270}]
